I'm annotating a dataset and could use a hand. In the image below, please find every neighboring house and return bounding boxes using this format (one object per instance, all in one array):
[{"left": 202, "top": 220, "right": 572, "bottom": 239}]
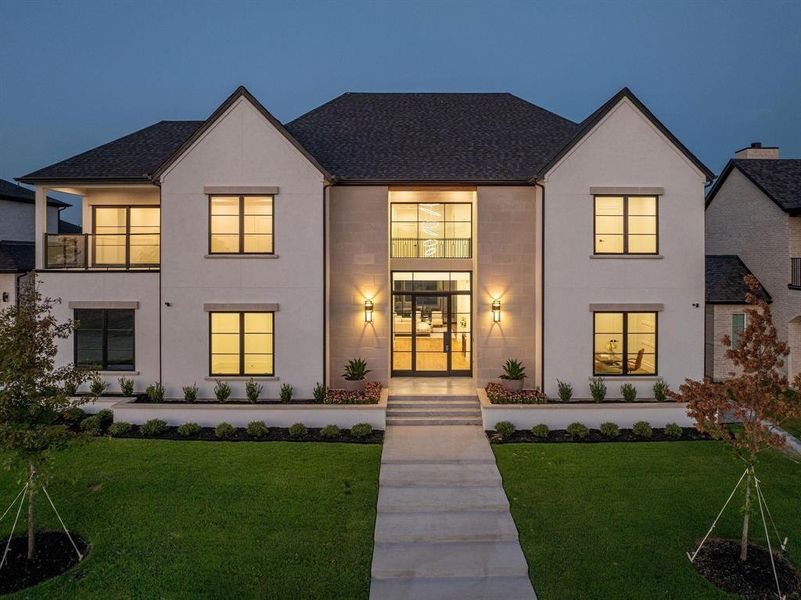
[
  {"left": 706, "top": 144, "right": 801, "bottom": 379},
  {"left": 18, "top": 85, "right": 712, "bottom": 399},
  {"left": 704, "top": 255, "right": 770, "bottom": 380}
]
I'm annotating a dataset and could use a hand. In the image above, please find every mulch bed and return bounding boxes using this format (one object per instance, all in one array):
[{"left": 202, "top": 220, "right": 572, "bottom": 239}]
[
  {"left": 692, "top": 538, "right": 801, "bottom": 599},
  {"left": 489, "top": 427, "right": 710, "bottom": 444},
  {"left": 0, "top": 531, "right": 89, "bottom": 595},
  {"left": 107, "top": 425, "right": 384, "bottom": 444}
]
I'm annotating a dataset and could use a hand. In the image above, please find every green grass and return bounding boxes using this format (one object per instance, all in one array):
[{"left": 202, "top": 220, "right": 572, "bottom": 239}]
[
  {"left": 494, "top": 442, "right": 801, "bottom": 599},
  {"left": 783, "top": 417, "right": 801, "bottom": 439},
  {"left": 0, "top": 439, "right": 381, "bottom": 599}
]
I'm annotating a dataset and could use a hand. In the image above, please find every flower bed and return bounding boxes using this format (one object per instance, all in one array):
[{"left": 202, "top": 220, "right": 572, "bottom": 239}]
[
  {"left": 324, "top": 382, "right": 383, "bottom": 405},
  {"left": 486, "top": 382, "right": 547, "bottom": 404}
]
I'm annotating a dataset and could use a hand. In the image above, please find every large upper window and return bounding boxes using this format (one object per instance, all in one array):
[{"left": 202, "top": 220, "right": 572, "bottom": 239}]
[
  {"left": 93, "top": 206, "right": 160, "bottom": 267},
  {"left": 593, "top": 311, "right": 657, "bottom": 375},
  {"left": 594, "top": 195, "right": 658, "bottom": 254},
  {"left": 74, "top": 309, "right": 135, "bottom": 371},
  {"left": 209, "top": 195, "right": 274, "bottom": 254},
  {"left": 389, "top": 190, "right": 474, "bottom": 258},
  {"left": 210, "top": 312, "right": 274, "bottom": 376}
]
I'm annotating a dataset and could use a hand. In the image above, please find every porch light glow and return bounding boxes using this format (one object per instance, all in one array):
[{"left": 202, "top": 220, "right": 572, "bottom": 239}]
[
  {"left": 364, "top": 299, "right": 374, "bottom": 323},
  {"left": 492, "top": 299, "right": 501, "bottom": 323}
]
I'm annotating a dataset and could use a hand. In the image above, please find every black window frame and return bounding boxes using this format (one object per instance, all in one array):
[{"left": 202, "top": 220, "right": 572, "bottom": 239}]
[
  {"left": 592, "top": 310, "right": 658, "bottom": 376},
  {"left": 208, "top": 195, "right": 275, "bottom": 255},
  {"left": 73, "top": 308, "right": 136, "bottom": 371},
  {"left": 593, "top": 195, "right": 659, "bottom": 255},
  {"left": 91, "top": 205, "right": 161, "bottom": 269},
  {"left": 208, "top": 311, "right": 275, "bottom": 377}
]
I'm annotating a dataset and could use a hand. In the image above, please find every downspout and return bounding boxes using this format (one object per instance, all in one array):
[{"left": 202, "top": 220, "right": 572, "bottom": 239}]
[
  {"left": 533, "top": 179, "right": 546, "bottom": 391},
  {"left": 322, "top": 180, "right": 329, "bottom": 388}
]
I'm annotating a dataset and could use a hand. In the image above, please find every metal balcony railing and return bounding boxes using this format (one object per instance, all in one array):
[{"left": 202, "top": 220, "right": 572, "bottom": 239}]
[
  {"left": 791, "top": 258, "right": 801, "bottom": 288},
  {"left": 391, "top": 238, "right": 471, "bottom": 259},
  {"left": 45, "top": 233, "right": 160, "bottom": 270}
]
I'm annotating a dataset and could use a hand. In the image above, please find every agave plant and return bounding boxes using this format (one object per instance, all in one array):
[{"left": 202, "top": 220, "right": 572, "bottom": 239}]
[
  {"left": 499, "top": 359, "right": 526, "bottom": 381},
  {"left": 343, "top": 358, "right": 370, "bottom": 381}
]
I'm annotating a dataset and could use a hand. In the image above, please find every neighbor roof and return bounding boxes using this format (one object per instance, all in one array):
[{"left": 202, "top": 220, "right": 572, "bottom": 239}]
[
  {"left": 706, "top": 159, "right": 801, "bottom": 214},
  {"left": 0, "top": 241, "right": 35, "bottom": 273},
  {"left": 0, "top": 179, "right": 69, "bottom": 207},
  {"left": 706, "top": 255, "right": 771, "bottom": 304}
]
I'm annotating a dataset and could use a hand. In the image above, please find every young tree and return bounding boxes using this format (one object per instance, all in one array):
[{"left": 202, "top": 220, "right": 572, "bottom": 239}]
[
  {"left": 0, "top": 281, "right": 93, "bottom": 559},
  {"left": 672, "top": 275, "right": 801, "bottom": 561}
]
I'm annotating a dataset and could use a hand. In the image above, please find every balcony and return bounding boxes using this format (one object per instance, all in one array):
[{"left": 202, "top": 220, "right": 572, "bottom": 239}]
[
  {"left": 45, "top": 233, "right": 160, "bottom": 270},
  {"left": 391, "top": 238, "right": 472, "bottom": 259},
  {"left": 792, "top": 258, "right": 801, "bottom": 289}
]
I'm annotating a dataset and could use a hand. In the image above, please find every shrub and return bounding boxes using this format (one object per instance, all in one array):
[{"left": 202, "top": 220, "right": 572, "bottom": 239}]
[
  {"left": 531, "top": 423, "right": 550, "bottom": 439},
  {"left": 320, "top": 424, "right": 341, "bottom": 439},
  {"left": 140, "top": 419, "right": 168, "bottom": 437},
  {"left": 214, "top": 380, "right": 231, "bottom": 402},
  {"left": 177, "top": 422, "right": 201, "bottom": 437},
  {"left": 589, "top": 378, "right": 607, "bottom": 403},
  {"left": 246, "top": 378, "right": 263, "bottom": 403},
  {"left": 182, "top": 384, "right": 198, "bottom": 403},
  {"left": 556, "top": 380, "right": 573, "bottom": 402},
  {"left": 313, "top": 382, "right": 326, "bottom": 403},
  {"left": 89, "top": 376, "right": 107, "bottom": 397},
  {"left": 246, "top": 421, "right": 269, "bottom": 439},
  {"left": 64, "top": 381, "right": 78, "bottom": 396},
  {"left": 499, "top": 358, "right": 526, "bottom": 381},
  {"left": 620, "top": 383, "right": 637, "bottom": 403},
  {"left": 653, "top": 379, "right": 670, "bottom": 402},
  {"left": 96, "top": 409, "right": 114, "bottom": 429},
  {"left": 108, "top": 421, "right": 131, "bottom": 437},
  {"left": 350, "top": 423, "right": 373, "bottom": 439},
  {"left": 289, "top": 423, "right": 308, "bottom": 438},
  {"left": 343, "top": 358, "right": 370, "bottom": 381},
  {"left": 146, "top": 382, "right": 165, "bottom": 403},
  {"left": 280, "top": 384, "right": 294, "bottom": 403},
  {"left": 567, "top": 422, "right": 589, "bottom": 440},
  {"left": 663, "top": 422, "right": 683, "bottom": 439},
  {"left": 633, "top": 421, "right": 653, "bottom": 439},
  {"left": 118, "top": 377, "right": 135, "bottom": 397},
  {"left": 600, "top": 421, "right": 620, "bottom": 438},
  {"left": 485, "top": 382, "right": 547, "bottom": 404},
  {"left": 61, "top": 406, "right": 86, "bottom": 426},
  {"left": 80, "top": 415, "right": 103, "bottom": 435},
  {"left": 494, "top": 421, "right": 516, "bottom": 439},
  {"left": 215, "top": 422, "right": 236, "bottom": 439}
]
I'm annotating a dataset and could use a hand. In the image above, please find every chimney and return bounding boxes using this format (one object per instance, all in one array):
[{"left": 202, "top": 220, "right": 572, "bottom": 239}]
[{"left": 735, "top": 142, "right": 779, "bottom": 159}]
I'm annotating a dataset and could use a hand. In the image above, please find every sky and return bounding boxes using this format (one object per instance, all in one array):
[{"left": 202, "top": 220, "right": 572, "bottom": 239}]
[{"left": 2, "top": 0, "right": 800, "bottom": 224}]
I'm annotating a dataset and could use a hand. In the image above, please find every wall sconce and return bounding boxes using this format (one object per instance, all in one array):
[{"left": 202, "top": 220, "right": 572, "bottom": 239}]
[
  {"left": 491, "top": 299, "right": 501, "bottom": 323},
  {"left": 364, "top": 299, "right": 374, "bottom": 323}
]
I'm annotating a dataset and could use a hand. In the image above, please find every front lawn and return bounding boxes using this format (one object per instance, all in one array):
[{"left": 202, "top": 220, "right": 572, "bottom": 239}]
[
  {"left": 494, "top": 442, "right": 801, "bottom": 599},
  {"left": 783, "top": 417, "right": 801, "bottom": 439},
  {"left": 0, "top": 439, "right": 381, "bottom": 599}
]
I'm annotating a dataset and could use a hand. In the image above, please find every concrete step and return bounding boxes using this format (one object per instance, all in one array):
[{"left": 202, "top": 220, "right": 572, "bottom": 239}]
[
  {"left": 389, "top": 395, "right": 478, "bottom": 403},
  {"left": 377, "top": 484, "right": 509, "bottom": 513},
  {"left": 387, "top": 416, "right": 483, "bottom": 426},
  {"left": 387, "top": 409, "right": 481, "bottom": 418},
  {"left": 370, "top": 575, "right": 537, "bottom": 600},
  {"left": 374, "top": 510, "right": 519, "bottom": 544},
  {"left": 371, "top": 540, "right": 529, "bottom": 579},
  {"left": 380, "top": 462, "right": 502, "bottom": 488},
  {"left": 387, "top": 401, "right": 479, "bottom": 409}
]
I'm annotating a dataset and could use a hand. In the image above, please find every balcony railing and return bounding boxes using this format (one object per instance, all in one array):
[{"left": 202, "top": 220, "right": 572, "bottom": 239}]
[
  {"left": 792, "top": 258, "right": 801, "bottom": 289},
  {"left": 45, "top": 233, "right": 160, "bottom": 270},
  {"left": 391, "top": 238, "right": 471, "bottom": 259}
]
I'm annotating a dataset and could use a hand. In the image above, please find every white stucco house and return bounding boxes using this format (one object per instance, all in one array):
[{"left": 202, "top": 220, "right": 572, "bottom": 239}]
[{"left": 17, "top": 85, "right": 712, "bottom": 401}]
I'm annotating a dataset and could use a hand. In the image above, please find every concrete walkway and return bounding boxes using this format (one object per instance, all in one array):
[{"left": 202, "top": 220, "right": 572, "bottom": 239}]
[{"left": 369, "top": 398, "right": 536, "bottom": 599}]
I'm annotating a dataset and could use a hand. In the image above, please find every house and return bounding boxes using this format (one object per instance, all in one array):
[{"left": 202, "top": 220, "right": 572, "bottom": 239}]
[
  {"left": 17, "top": 85, "right": 712, "bottom": 400},
  {"left": 706, "top": 144, "right": 801, "bottom": 379}
]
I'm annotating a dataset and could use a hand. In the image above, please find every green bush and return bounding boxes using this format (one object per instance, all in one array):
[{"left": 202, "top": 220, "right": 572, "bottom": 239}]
[
  {"left": 320, "top": 424, "right": 341, "bottom": 439},
  {"left": 146, "top": 382, "right": 165, "bottom": 403},
  {"left": 589, "top": 378, "right": 607, "bottom": 403},
  {"left": 567, "top": 422, "right": 589, "bottom": 440},
  {"left": 280, "top": 384, "right": 294, "bottom": 403},
  {"left": 246, "top": 421, "right": 269, "bottom": 439},
  {"left": 500, "top": 358, "right": 526, "bottom": 381},
  {"left": 214, "top": 380, "right": 231, "bottom": 402},
  {"left": 313, "top": 382, "right": 326, "bottom": 403},
  {"left": 653, "top": 379, "right": 670, "bottom": 402},
  {"left": 531, "top": 423, "right": 550, "bottom": 439},
  {"left": 620, "top": 383, "right": 637, "bottom": 403},
  {"left": 182, "top": 384, "right": 198, "bottom": 403},
  {"left": 495, "top": 421, "right": 516, "bottom": 439},
  {"left": 140, "top": 419, "right": 168, "bottom": 437},
  {"left": 633, "top": 421, "right": 653, "bottom": 439},
  {"left": 215, "top": 422, "right": 236, "bottom": 439},
  {"left": 350, "top": 423, "right": 373, "bottom": 439},
  {"left": 80, "top": 415, "right": 104, "bottom": 435},
  {"left": 108, "top": 421, "right": 132, "bottom": 437},
  {"left": 64, "top": 381, "right": 78, "bottom": 396},
  {"left": 556, "top": 380, "right": 573, "bottom": 402},
  {"left": 61, "top": 406, "right": 86, "bottom": 426},
  {"left": 96, "top": 409, "right": 114, "bottom": 429},
  {"left": 246, "top": 378, "right": 263, "bottom": 403},
  {"left": 600, "top": 421, "right": 620, "bottom": 438},
  {"left": 343, "top": 358, "right": 370, "bottom": 381},
  {"left": 118, "top": 377, "right": 135, "bottom": 397},
  {"left": 177, "top": 422, "right": 201, "bottom": 437},
  {"left": 289, "top": 423, "right": 308, "bottom": 438},
  {"left": 89, "top": 376, "right": 108, "bottom": 397},
  {"left": 663, "top": 422, "right": 683, "bottom": 439}
]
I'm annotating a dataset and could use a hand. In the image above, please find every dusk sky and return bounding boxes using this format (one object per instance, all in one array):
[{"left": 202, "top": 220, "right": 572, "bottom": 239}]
[{"left": 2, "top": 0, "right": 800, "bottom": 224}]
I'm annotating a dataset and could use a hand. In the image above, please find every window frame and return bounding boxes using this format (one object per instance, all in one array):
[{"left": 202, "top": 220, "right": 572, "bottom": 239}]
[
  {"left": 208, "top": 311, "right": 275, "bottom": 377},
  {"left": 207, "top": 195, "right": 275, "bottom": 255},
  {"left": 91, "top": 205, "right": 161, "bottom": 269},
  {"left": 732, "top": 313, "right": 747, "bottom": 349},
  {"left": 592, "top": 310, "right": 658, "bottom": 376},
  {"left": 390, "top": 202, "right": 473, "bottom": 259},
  {"left": 73, "top": 308, "right": 136, "bottom": 371},
  {"left": 593, "top": 195, "right": 659, "bottom": 255}
]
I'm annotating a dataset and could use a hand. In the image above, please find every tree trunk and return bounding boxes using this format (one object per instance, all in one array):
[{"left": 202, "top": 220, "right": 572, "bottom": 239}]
[
  {"left": 27, "top": 463, "right": 36, "bottom": 560},
  {"left": 740, "top": 467, "right": 753, "bottom": 562}
]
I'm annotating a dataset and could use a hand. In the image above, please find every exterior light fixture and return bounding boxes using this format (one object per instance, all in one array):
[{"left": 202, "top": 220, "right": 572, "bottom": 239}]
[
  {"left": 492, "top": 299, "right": 501, "bottom": 323},
  {"left": 364, "top": 299, "right": 374, "bottom": 323}
]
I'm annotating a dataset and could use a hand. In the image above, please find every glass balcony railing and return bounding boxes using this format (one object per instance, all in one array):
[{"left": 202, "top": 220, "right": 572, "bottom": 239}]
[
  {"left": 391, "top": 238, "right": 471, "bottom": 259},
  {"left": 45, "top": 233, "right": 160, "bottom": 270}
]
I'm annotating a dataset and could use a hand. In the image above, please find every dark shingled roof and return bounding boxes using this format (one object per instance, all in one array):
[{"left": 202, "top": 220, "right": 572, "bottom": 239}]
[
  {"left": 284, "top": 93, "right": 579, "bottom": 182},
  {"left": 0, "top": 241, "right": 35, "bottom": 273},
  {"left": 706, "top": 255, "right": 771, "bottom": 304},
  {"left": 19, "top": 121, "right": 204, "bottom": 182},
  {"left": 58, "top": 219, "right": 82, "bottom": 234},
  {"left": 0, "top": 179, "right": 68, "bottom": 207},
  {"left": 706, "top": 159, "right": 801, "bottom": 214}
]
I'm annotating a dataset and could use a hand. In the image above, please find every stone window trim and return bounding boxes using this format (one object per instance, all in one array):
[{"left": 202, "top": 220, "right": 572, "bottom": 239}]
[
  {"left": 589, "top": 187, "right": 664, "bottom": 195},
  {"left": 588, "top": 303, "right": 663, "bottom": 312},
  {"left": 203, "top": 186, "right": 279, "bottom": 195},
  {"left": 203, "top": 303, "right": 279, "bottom": 312},
  {"left": 68, "top": 301, "right": 139, "bottom": 310}
]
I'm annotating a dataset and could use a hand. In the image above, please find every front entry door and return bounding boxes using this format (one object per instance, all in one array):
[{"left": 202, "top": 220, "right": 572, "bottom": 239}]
[{"left": 413, "top": 293, "right": 450, "bottom": 374}]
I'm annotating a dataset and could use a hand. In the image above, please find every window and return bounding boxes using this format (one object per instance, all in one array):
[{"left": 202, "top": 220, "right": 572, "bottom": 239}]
[
  {"left": 209, "top": 196, "right": 274, "bottom": 254},
  {"left": 93, "top": 206, "right": 160, "bottom": 267},
  {"left": 74, "top": 309, "right": 135, "bottom": 371},
  {"left": 593, "top": 311, "right": 657, "bottom": 375},
  {"left": 210, "top": 312, "right": 274, "bottom": 375},
  {"left": 732, "top": 313, "right": 747, "bottom": 348},
  {"left": 594, "top": 195, "right": 658, "bottom": 254},
  {"left": 390, "top": 202, "right": 472, "bottom": 258}
]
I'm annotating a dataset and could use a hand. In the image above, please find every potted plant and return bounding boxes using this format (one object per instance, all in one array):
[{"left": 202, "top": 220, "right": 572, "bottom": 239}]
[
  {"left": 499, "top": 358, "right": 526, "bottom": 392},
  {"left": 342, "top": 358, "right": 370, "bottom": 392}
]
